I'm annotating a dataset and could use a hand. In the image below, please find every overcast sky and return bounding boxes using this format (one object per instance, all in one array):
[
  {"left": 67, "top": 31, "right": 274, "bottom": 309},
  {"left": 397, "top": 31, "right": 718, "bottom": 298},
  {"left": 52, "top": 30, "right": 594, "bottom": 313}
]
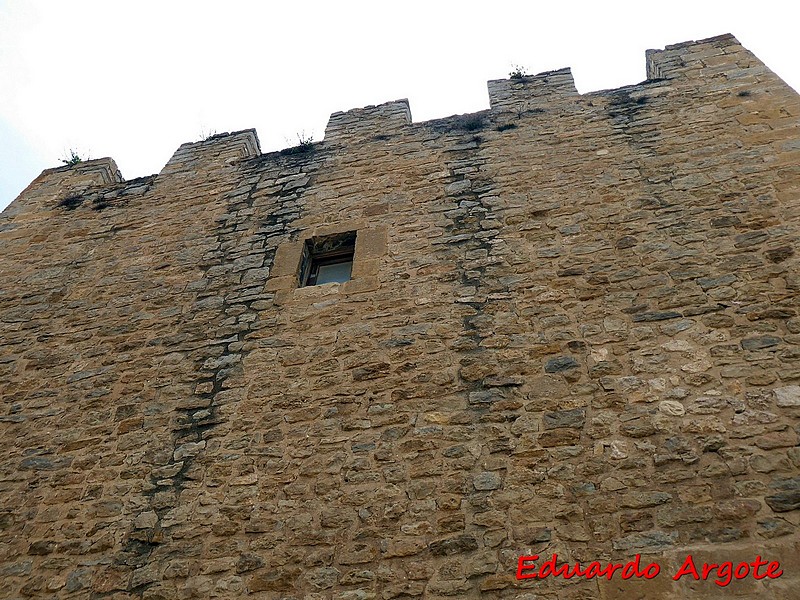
[{"left": 1, "top": 1, "right": 798, "bottom": 211}]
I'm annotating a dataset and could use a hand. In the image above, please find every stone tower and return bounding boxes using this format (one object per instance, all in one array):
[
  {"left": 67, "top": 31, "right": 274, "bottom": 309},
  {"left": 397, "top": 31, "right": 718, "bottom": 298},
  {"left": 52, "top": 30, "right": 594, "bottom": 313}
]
[{"left": 1, "top": 34, "right": 798, "bottom": 599}]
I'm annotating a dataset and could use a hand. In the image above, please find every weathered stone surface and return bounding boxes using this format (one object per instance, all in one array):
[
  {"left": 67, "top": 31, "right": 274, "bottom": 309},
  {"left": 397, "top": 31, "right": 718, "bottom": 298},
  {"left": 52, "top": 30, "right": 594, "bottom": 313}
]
[
  {"left": 473, "top": 471, "right": 502, "bottom": 491},
  {"left": 249, "top": 567, "right": 301, "bottom": 592},
  {"left": 632, "top": 311, "right": 682, "bottom": 322},
  {"left": 658, "top": 401, "right": 686, "bottom": 417},
  {"left": 543, "top": 408, "right": 586, "bottom": 429},
  {"left": 19, "top": 456, "right": 72, "bottom": 470},
  {"left": 234, "top": 554, "right": 264, "bottom": 574},
  {"left": 766, "top": 477, "right": 800, "bottom": 512},
  {"left": 741, "top": 335, "right": 781, "bottom": 350},
  {"left": 428, "top": 534, "right": 479, "bottom": 556},
  {"left": 1, "top": 34, "right": 800, "bottom": 600},
  {"left": 774, "top": 385, "right": 800, "bottom": 407},
  {"left": 544, "top": 356, "right": 579, "bottom": 373},
  {"left": 133, "top": 511, "right": 158, "bottom": 529},
  {"left": 612, "top": 531, "right": 678, "bottom": 552},
  {"left": 27, "top": 541, "right": 56, "bottom": 555}
]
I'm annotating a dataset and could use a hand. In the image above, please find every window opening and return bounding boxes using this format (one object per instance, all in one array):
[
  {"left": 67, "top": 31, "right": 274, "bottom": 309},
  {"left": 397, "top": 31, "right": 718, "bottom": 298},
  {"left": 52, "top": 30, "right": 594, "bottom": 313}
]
[{"left": 300, "top": 231, "right": 357, "bottom": 286}]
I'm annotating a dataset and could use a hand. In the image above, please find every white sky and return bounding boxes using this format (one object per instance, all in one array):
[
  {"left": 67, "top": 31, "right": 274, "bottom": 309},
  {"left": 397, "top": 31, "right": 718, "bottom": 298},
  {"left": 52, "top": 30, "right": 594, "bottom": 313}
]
[{"left": 1, "top": 1, "right": 798, "bottom": 211}]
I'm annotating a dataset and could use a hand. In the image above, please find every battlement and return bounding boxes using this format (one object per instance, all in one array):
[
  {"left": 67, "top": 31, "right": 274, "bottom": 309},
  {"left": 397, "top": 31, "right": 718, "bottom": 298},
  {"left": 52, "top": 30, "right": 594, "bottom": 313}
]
[
  {"left": 646, "top": 32, "right": 745, "bottom": 79},
  {"left": 5, "top": 32, "right": 794, "bottom": 212},
  {"left": 159, "top": 129, "right": 261, "bottom": 176},
  {"left": 487, "top": 67, "right": 579, "bottom": 113}
]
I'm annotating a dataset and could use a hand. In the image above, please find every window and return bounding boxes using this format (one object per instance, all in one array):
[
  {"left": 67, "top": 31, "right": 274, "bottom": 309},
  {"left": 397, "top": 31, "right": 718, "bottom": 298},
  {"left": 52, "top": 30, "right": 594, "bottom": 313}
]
[
  {"left": 267, "top": 226, "right": 384, "bottom": 296},
  {"left": 299, "top": 231, "right": 357, "bottom": 286}
]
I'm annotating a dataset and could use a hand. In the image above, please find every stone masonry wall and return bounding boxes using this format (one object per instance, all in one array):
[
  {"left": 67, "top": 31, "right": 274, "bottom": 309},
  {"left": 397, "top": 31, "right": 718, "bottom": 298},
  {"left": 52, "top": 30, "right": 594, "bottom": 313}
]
[{"left": 1, "top": 34, "right": 799, "bottom": 599}]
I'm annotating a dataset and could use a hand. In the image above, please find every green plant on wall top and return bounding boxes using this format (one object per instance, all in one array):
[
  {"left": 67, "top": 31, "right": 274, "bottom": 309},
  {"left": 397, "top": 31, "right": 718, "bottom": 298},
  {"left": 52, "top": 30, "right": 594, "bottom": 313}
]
[
  {"left": 198, "top": 126, "right": 218, "bottom": 142},
  {"left": 509, "top": 64, "right": 530, "bottom": 79},
  {"left": 296, "top": 131, "right": 314, "bottom": 150},
  {"left": 59, "top": 149, "right": 84, "bottom": 166},
  {"left": 280, "top": 131, "right": 315, "bottom": 156}
]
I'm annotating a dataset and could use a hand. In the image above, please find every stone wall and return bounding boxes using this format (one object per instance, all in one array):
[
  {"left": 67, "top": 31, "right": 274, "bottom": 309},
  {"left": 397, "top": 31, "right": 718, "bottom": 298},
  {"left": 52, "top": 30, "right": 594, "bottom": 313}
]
[{"left": 1, "top": 34, "right": 799, "bottom": 599}]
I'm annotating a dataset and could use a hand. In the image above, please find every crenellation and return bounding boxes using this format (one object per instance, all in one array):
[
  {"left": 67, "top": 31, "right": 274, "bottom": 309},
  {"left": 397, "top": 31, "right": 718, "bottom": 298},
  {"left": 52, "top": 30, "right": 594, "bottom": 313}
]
[
  {"left": 645, "top": 33, "right": 797, "bottom": 103},
  {"left": 2, "top": 157, "right": 124, "bottom": 219},
  {"left": 487, "top": 67, "right": 579, "bottom": 113},
  {"left": 159, "top": 128, "right": 261, "bottom": 177},
  {"left": 7, "top": 36, "right": 792, "bottom": 212},
  {"left": 324, "top": 98, "right": 412, "bottom": 143},
  {"left": 646, "top": 34, "right": 741, "bottom": 80}
]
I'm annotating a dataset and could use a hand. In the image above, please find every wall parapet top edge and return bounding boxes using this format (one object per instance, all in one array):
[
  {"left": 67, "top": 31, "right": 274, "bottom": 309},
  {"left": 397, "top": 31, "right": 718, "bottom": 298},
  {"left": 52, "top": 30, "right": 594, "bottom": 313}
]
[
  {"left": 10, "top": 32, "right": 787, "bottom": 212},
  {"left": 42, "top": 157, "right": 123, "bottom": 184},
  {"left": 660, "top": 32, "right": 739, "bottom": 52}
]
